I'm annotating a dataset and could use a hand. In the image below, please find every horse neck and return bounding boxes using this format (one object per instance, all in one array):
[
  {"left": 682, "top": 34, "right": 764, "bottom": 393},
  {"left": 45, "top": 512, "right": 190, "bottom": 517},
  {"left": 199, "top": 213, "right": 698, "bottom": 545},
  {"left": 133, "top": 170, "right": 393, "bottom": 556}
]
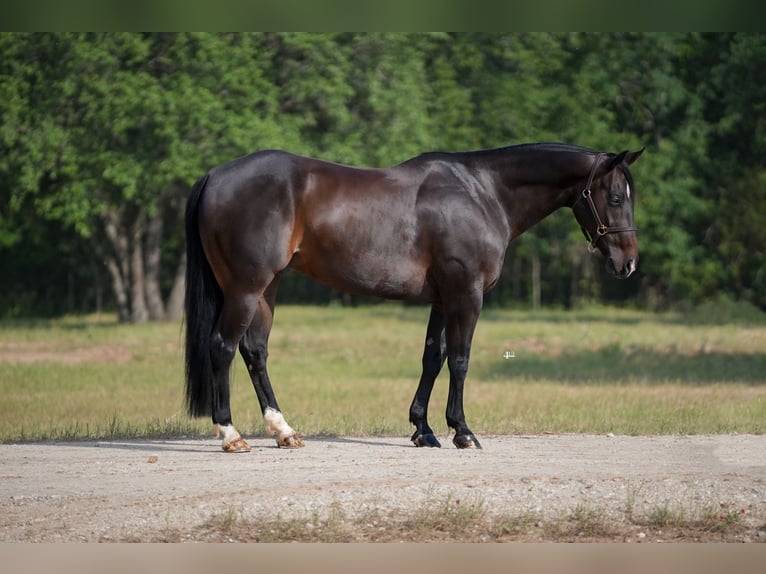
[{"left": 474, "top": 148, "right": 595, "bottom": 240}]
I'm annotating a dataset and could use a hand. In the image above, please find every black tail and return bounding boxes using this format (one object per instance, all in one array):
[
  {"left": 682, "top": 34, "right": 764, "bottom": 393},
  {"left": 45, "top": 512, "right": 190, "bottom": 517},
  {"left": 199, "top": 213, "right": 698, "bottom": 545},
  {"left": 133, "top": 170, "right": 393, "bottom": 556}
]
[{"left": 184, "top": 173, "right": 221, "bottom": 417}]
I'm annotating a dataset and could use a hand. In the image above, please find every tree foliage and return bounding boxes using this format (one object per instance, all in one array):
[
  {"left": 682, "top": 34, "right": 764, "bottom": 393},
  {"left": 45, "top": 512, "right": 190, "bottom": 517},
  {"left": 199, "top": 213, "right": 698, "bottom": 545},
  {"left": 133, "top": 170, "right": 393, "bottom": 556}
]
[{"left": 1, "top": 32, "right": 764, "bottom": 319}]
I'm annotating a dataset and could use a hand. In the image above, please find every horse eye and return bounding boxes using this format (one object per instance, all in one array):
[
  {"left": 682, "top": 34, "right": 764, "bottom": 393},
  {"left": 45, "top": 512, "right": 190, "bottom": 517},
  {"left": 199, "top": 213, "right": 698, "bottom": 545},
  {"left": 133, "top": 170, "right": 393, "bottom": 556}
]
[{"left": 608, "top": 194, "right": 622, "bottom": 207}]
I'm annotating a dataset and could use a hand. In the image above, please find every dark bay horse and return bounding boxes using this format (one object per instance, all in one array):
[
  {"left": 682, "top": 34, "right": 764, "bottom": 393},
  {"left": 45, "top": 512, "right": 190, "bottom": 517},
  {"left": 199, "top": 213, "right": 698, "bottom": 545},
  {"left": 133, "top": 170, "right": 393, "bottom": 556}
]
[{"left": 184, "top": 143, "right": 644, "bottom": 452}]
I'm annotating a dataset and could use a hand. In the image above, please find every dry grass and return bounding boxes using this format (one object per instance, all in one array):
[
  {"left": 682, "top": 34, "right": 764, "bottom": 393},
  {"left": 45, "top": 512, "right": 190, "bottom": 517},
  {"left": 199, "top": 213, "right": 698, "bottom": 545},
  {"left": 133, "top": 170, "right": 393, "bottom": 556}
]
[{"left": 140, "top": 492, "right": 762, "bottom": 543}]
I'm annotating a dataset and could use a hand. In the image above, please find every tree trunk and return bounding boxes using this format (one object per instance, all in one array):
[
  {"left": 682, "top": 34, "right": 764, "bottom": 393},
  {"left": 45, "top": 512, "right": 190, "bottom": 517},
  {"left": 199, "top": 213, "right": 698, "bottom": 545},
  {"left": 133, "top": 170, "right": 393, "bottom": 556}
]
[
  {"left": 101, "top": 249, "right": 130, "bottom": 322},
  {"left": 100, "top": 209, "right": 131, "bottom": 322},
  {"left": 530, "top": 246, "right": 541, "bottom": 310},
  {"left": 165, "top": 251, "right": 186, "bottom": 322},
  {"left": 144, "top": 212, "right": 166, "bottom": 321},
  {"left": 129, "top": 212, "right": 149, "bottom": 323},
  {"left": 571, "top": 244, "right": 600, "bottom": 305},
  {"left": 511, "top": 254, "right": 523, "bottom": 302},
  {"left": 164, "top": 182, "right": 191, "bottom": 322},
  {"left": 570, "top": 245, "right": 582, "bottom": 308}
]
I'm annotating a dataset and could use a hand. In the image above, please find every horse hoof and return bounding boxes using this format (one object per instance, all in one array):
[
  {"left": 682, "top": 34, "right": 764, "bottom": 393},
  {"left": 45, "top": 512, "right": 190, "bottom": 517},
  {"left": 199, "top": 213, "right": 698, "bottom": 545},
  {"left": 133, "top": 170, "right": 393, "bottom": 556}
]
[
  {"left": 453, "top": 434, "right": 482, "bottom": 449},
  {"left": 277, "top": 434, "right": 305, "bottom": 448},
  {"left": 412, "top": 433, "right": 441, "bottom": 448},
  {"left": 222, "top": 437, "right": 251, "bottom": 453}
]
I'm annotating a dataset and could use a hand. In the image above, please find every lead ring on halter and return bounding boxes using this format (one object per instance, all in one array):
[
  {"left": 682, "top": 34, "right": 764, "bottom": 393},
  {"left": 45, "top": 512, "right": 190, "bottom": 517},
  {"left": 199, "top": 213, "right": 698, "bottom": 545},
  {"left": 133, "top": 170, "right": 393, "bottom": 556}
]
[{"left": 575, "top": 153, "right": 636, "bottom": 252}]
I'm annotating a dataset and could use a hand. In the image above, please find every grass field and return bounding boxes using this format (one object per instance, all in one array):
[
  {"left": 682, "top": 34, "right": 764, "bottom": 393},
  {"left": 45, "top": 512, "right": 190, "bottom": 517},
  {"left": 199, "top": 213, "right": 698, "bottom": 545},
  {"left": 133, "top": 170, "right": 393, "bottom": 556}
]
[{"left": 1, "top": 303, "right": 764, "bottom": 442}]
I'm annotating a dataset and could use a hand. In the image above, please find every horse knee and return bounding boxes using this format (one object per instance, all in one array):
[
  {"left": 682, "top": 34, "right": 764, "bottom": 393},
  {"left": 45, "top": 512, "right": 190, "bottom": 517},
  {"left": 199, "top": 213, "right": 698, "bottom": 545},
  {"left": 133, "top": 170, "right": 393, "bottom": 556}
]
[
  {"left": 447, "top": 354, "right": 469, "bottom": 378},
  {"left": 421, "top": 335, "right": 446, "bottom": 377}
]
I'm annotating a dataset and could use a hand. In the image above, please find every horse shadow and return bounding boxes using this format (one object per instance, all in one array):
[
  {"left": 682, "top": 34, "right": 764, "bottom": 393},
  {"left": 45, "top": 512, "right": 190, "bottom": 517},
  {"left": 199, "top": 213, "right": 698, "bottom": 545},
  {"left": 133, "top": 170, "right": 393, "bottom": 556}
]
[{"left": 476, "top": 344, "right": 766, "bottom": 386}]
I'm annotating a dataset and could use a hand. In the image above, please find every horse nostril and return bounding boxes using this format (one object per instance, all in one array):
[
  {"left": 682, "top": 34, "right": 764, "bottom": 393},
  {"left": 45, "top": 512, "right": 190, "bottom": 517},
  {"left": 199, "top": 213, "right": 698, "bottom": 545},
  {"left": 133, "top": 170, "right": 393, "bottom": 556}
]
[{"left": 625, "top": 258, "right": 636, "bottom": 276}]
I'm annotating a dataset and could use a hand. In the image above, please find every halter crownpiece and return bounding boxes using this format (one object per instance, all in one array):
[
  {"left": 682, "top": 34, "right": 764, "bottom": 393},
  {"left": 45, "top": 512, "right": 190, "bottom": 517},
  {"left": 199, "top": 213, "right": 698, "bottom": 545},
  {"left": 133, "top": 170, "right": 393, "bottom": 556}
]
[{"left": 575, "top": 153, "right": 636, "bottom": 251}]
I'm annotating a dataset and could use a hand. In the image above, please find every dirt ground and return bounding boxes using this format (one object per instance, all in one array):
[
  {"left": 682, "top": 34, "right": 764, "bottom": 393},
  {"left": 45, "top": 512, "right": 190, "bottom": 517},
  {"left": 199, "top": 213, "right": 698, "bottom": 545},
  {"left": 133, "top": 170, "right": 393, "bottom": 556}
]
[{"left": 1, "top": 433, "right": 765, "bottom": 542}]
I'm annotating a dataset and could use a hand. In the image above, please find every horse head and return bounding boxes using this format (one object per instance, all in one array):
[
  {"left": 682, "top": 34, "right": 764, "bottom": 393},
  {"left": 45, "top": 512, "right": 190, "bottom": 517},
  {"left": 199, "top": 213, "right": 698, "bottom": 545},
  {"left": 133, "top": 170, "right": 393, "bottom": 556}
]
[{"left": 572, "top": 149, "right": 644, "bottom": 278}]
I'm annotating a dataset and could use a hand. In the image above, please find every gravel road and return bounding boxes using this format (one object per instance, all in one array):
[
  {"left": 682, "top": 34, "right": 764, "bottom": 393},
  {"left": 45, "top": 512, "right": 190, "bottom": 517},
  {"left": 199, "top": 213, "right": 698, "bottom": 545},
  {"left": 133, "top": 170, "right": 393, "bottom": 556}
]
[{"left": 2, "top": 434, "right": 764, "bottom": 541}]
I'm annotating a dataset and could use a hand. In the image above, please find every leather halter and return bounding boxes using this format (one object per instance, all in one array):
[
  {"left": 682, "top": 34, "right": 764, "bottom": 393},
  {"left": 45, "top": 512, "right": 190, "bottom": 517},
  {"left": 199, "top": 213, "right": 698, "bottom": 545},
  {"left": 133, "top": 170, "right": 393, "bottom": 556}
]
[{"left": 574, "top": 153, "right": 636, "bottom": 251}]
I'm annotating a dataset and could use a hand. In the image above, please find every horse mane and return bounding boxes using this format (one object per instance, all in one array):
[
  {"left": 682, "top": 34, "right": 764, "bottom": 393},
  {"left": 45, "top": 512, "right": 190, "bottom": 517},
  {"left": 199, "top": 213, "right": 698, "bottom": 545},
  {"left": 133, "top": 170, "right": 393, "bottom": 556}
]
[
  {"left": 401, "top": 142, "right": 600, "bottom": 165},
  {"left": 503, "top": 142, "right": 600, "bottom": 155}
]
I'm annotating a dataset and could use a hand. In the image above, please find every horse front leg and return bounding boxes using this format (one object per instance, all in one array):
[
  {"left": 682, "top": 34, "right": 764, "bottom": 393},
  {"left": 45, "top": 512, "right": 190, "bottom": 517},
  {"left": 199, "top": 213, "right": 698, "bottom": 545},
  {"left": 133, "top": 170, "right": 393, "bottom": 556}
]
[
  {"left": 239, "top": 278, "right": 304, "bottom": 449},
  {"left": 409, "top": 306, "right": 447, "bottom": 448},
  {"left": 443, "top": 291, "right": 483, "bottom": 449}
]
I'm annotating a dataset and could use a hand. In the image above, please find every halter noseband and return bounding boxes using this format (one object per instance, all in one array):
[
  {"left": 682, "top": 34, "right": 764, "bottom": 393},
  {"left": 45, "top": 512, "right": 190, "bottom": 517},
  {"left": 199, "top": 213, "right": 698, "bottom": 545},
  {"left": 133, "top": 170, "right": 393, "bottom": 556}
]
[{"left": 574, "top": 153, "right": 636, "bottom": 252}]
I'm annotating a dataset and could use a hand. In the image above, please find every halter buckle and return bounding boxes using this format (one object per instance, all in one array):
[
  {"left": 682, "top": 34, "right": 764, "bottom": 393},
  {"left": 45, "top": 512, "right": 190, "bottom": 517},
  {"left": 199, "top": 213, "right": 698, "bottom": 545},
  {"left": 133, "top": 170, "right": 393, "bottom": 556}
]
[{"left": 596, "top": 224, "right": 608, "bottom": 236}]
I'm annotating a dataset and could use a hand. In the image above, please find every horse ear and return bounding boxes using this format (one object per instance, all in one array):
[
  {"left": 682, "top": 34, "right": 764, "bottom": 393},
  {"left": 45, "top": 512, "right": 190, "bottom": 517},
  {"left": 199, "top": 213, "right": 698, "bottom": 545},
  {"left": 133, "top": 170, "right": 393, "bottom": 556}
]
[
  {"left": 601, "top": 151, "right": 628, "bottom": 174},
  {"left": 623, "top": 147, "right": 645, "bottom": 165},
  {"left": 601, "top": 147, "right": 644, "bottom": 174}
]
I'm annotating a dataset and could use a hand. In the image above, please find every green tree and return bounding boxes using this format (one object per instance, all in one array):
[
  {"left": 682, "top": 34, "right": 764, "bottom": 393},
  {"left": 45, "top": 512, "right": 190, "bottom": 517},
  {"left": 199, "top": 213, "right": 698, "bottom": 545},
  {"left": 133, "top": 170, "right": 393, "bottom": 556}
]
[
  {"left": 2, "top": 33, "right": 765, "bottom": 316},
  {"left": 1, "top": 33, "right": 287, "bottom": 321},
  {"left": 344, "top": 33, "right": 438, "bottom": 166},
  {"left": 702, "top": 33, "right": 766, "bottom": 309}
]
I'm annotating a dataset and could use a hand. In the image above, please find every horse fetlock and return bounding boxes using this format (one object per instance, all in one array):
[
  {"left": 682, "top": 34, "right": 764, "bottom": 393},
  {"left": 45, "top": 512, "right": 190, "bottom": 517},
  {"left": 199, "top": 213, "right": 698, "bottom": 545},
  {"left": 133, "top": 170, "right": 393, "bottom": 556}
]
[{"left": 263, "top": 407, "right": 304, "bottom": 448}]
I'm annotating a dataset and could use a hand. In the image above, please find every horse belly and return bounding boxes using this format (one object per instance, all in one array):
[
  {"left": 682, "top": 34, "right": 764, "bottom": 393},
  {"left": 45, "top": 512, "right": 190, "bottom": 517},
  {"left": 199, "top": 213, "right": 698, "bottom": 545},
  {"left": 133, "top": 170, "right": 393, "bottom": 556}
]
[{"left": 290, "top": 218, "right": 431, "bottom": 300}]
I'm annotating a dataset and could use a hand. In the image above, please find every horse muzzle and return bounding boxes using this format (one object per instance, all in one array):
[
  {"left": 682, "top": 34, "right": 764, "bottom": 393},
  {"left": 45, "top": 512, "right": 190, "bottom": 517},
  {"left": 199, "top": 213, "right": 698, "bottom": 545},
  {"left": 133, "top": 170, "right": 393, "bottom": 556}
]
[{"left": 608, "top": 255, "right": 637, "bottom": 279}]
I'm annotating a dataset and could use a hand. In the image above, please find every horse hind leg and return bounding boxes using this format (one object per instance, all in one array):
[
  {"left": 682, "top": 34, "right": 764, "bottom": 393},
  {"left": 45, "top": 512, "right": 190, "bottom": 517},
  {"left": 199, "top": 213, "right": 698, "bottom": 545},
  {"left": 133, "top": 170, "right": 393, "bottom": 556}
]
[
  {"left": 210, "top": 293, "right": 259, "bottom": 453},
  {"left": 240, "top": 326, "right": 304, "bottom": 449},
  {"left": 239, "top": 278, "right": 304, "bottom": 448}
]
